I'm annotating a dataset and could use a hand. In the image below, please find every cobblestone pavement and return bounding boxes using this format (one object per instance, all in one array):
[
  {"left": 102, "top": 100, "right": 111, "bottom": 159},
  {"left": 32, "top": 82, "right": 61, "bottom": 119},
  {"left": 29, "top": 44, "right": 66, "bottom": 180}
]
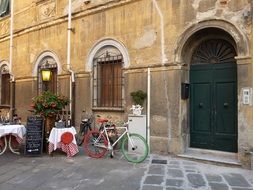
[
  {"left": 0, "top": 150, "right": 252, "bottom": 190},
  {"left": 141, "top": 155, "right": 253, "bottom": 190}
]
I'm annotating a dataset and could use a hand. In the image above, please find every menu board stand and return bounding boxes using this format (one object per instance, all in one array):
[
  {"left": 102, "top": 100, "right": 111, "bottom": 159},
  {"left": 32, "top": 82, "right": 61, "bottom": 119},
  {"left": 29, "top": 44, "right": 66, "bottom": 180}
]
[{"left": 25, "top": 116, "right": 44, "bottom": 156}]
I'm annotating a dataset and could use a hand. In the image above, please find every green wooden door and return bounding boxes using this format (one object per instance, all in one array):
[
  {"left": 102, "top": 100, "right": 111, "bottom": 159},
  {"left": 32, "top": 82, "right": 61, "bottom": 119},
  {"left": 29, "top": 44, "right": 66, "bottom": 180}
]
[{"left": 190, "top": 40, "right": 237, "bottom": 152}]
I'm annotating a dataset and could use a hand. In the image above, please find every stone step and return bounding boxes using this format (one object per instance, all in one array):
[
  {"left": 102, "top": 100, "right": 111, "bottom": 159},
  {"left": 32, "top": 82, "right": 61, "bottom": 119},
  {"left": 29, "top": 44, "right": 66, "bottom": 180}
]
[{"left": 177, "top": 148, "right": 242, "bottom": 168}]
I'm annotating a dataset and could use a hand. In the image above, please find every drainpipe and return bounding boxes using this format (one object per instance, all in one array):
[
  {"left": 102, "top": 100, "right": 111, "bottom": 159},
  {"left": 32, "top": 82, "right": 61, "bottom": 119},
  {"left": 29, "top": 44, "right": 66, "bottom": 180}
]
[
  {"left": 147, "top": 68, "right": 151, "bottom": 152},
  {"left": 67, "top": 0, "right": 75, "bottom": 125},
  {"left": 9, "top": 0, "right": 15, "bottom": 119},
  {"left": 151, "top": 0, "right": 168, "bottom": 64}
]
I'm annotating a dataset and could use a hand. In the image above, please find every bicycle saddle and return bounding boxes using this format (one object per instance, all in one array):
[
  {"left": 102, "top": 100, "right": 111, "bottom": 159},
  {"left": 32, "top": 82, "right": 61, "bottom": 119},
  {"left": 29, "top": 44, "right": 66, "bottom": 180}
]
[{"left": 97, "top": 118, "right": 108, "bottom": 123}]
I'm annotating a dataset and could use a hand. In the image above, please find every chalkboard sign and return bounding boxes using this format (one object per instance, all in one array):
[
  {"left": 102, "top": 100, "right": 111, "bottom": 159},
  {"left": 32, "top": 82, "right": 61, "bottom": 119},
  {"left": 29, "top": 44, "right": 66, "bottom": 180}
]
[{"left": 25, "top": 116, "right": 44, "bottom": 156}]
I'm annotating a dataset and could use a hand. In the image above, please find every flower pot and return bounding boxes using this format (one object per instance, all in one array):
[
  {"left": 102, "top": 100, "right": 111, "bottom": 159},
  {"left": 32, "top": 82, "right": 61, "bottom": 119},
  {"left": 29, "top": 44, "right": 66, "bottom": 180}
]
[
  {"left": 45, "top": 116, "right": 55, "bottom": 136},
  {"left": 44, "top": 116, "right": 55, "bottom": 153},
  {"left": 130, "top": 105, "right": 143, "bottom": 116}
]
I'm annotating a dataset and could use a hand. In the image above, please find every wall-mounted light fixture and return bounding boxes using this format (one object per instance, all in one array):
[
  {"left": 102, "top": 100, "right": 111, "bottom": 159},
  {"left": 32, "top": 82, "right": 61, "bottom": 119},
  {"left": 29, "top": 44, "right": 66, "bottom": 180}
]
[
  {"left": 41, "top": 69, "right": 52, "bottom": 82},
  {"left": 41, "top": 69, "right": 52, "bottom": 91}
]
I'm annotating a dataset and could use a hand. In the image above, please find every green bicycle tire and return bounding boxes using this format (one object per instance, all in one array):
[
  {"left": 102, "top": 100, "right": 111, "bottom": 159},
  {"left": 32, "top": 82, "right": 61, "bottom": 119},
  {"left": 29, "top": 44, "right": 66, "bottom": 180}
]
[{"left": 121, "top": 133, "right": 148, "bottom": 163}]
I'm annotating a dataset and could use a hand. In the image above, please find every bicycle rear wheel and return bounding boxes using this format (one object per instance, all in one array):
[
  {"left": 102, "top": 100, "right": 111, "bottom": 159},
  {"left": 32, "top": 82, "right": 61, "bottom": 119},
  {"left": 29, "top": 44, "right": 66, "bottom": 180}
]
[
  {"left": 83, "top": 130, "right": 108, "bottom": 158},
  {"left": 121, "top": 133, "right": 148, "bottom": 163}
]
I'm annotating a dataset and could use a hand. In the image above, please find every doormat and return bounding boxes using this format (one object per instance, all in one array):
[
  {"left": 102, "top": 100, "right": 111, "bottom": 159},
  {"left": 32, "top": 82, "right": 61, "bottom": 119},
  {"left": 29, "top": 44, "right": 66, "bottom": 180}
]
[{"left": 151, "top": 159, "right": 167, "bottom": 164}]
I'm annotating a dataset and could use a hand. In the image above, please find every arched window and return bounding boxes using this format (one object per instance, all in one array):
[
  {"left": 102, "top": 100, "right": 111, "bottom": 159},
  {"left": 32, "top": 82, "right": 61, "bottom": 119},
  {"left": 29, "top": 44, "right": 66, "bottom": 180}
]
[
  {"left": 191, "top": 39, "right": 236, "bottom": 65},
  {"left": 0, "top": 63, "right": 10, "bottom": 105},
  {"left": 93, "top": 46, "right": 123, "bottom": 108},
  {"left": 37, "top": 56, "right": 58, "bottom": 94}
]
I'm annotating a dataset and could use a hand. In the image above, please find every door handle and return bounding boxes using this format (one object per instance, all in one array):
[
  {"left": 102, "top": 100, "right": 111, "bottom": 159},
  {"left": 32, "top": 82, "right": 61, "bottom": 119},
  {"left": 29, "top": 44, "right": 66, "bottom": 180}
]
[
  {"left": 198, "top": 103, "right": 203, "bottom": 108},
  {"left": 224, "top": 102, "right": 229, "bottom": 107}
]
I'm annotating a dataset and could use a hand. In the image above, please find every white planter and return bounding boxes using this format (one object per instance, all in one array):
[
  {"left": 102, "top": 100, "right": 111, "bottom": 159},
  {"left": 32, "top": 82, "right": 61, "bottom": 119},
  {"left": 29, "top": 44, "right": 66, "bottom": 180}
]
[{"left": 130, "top": 105, "right": 143, "bottom": 116}]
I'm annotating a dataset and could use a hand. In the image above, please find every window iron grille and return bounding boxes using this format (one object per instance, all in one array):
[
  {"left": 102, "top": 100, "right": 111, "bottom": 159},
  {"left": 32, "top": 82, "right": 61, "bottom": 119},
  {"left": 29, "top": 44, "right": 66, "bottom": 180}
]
[
  {"left": 93, "top": 54, "right": 124, "bottom": 108},
  {"left": 0, "top": 64, "right": 10, "bottom": 105}
]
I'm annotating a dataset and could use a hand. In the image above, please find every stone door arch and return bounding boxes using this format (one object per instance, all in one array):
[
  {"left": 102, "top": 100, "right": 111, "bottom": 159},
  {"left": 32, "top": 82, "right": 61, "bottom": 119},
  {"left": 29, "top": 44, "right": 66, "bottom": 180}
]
[{"left": 174, "top": 19, "right": 249, "bottom": 65}]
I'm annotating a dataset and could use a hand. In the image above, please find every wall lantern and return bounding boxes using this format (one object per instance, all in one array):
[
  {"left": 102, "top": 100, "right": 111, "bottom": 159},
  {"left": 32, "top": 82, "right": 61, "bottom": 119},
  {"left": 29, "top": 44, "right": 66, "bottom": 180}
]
[{"left": 41, "top": 69, "right": 52, "bottom": 82}]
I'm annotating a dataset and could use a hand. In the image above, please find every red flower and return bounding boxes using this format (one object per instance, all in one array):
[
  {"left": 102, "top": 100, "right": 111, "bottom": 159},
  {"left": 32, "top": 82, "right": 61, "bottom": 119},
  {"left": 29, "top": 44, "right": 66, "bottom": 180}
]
[
  {"left": 43, "top": 103, "right": 49, "bottom": 108},
  {"left": 31, "top": 91, "right": 70, "bottom": 117},
  {"left": 51, "top": 102, "right": 57, "bottom": 108}
]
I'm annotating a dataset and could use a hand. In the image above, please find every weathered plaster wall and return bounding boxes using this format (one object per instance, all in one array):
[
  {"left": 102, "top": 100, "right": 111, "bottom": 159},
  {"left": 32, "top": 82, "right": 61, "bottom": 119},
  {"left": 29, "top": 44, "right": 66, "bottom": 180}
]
[
  {"left": 15, "top": 79, "right": 37, "bottom": 120},
  {"left": 168, "top": 0, "right": 253, "bottom": 168},
  {"left": 74, "top": 74, "right": 91, "bottom": 122},
  {"left": 0, "top": 0, "right": 252, "bottom": 167}
]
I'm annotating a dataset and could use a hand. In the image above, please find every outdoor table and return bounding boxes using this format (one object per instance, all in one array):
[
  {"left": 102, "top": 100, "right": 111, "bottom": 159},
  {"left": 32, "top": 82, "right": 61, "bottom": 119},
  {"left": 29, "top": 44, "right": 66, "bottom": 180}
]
[
  {"left": 48, "top": 127, "right": 79, "bottom": 157},
  {"left": 0, "top": 124, "right": 26, "bottom": 155}
]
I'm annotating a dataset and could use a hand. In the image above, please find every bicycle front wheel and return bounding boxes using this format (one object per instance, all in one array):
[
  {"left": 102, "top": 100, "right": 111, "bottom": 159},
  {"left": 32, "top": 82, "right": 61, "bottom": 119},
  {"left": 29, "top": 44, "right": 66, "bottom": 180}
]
[
  {"left": 83, "top": 130, "right": 108, "bottom": 158},
  {"left": 121, "top": 133, "right": 148, "bottom": 163}
]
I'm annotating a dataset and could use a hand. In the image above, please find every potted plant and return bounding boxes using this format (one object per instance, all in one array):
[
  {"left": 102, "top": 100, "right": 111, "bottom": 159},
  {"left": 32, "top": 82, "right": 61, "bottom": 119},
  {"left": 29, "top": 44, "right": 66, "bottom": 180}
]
[
  {"left": 130, "top": 90, "right": 147, "bottom": 115},
  {"left": 30, "top": 91, "right": 70, "bottom": 144},
  {"left": 30, "top": 91, "right": 69, "bottom": 117}
]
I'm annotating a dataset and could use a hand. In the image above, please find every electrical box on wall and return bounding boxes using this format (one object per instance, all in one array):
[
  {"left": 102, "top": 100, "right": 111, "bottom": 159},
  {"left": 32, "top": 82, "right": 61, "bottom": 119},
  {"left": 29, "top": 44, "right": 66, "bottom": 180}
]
[
  {"left": 181, "top": 83, "right": 190, "bottom": 100},
  {"left": 242, "top": 87, "right": 253, "bottom": 105},
  {"left": 128, "top": 115, "right": 146, "bottom": 140}
]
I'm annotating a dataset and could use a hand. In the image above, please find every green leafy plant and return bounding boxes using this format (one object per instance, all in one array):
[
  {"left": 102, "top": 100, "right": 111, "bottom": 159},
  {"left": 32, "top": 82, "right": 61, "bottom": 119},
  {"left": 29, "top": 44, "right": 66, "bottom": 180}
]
[
  {"left": 130, "top": 90, "right": 147, "bottom": 106},
  {"left": 30, "top": 91, "right": 69, "bottom": 117}
]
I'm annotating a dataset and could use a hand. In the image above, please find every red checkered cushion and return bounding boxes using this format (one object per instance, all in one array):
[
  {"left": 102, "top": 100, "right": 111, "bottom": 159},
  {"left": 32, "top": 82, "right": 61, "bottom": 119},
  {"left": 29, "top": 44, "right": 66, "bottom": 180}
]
[{"left": 61, "top": 132, "right": 74, "bottom": 145}]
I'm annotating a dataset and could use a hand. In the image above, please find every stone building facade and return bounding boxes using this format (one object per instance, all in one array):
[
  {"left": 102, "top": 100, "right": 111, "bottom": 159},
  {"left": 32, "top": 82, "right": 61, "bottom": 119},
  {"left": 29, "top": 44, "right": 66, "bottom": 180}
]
[{"left": 0, "top": 0, "right": 252, "bottom": 168}]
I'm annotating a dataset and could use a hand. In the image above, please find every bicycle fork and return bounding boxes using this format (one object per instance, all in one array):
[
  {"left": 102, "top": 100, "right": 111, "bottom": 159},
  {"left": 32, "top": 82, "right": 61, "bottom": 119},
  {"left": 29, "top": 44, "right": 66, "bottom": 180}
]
[
  {"left": 127, "top": 133, "right": 137, "bottom": 151},
  {"left": 101, "top": 128, "right": 114, "bottom": 158},
  {"left": 108, "top": 132, "right": 137, "bottom": 158}
]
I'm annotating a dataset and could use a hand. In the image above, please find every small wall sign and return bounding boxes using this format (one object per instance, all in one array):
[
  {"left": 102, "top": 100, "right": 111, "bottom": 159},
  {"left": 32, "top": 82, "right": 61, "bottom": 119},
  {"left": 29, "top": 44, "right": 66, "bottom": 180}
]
[{"left": 242, "top": 87, "right": 253, "bottom": 105}]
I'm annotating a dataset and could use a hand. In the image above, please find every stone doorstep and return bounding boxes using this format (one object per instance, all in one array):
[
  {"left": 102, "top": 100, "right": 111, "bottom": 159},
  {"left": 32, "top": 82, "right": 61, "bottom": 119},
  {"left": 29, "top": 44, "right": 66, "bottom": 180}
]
[{"left": 177, "top": 148, "right": 242, "bottom": 168}]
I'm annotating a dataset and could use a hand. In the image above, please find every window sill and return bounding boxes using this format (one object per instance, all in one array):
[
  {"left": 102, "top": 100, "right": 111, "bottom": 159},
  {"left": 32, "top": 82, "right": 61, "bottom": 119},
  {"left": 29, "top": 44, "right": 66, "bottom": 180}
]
[
  {"left": 0, "top": 14, "right": 10, "bottom": 21},
  {"left": 35, "top": 0, "right": 50, "bottom": 5},
  {"left": 92, "top": 107, "right": 125, "bottom": 112},
  {"left": 0, "top": 105, "right": 10, "bottom": 109}
]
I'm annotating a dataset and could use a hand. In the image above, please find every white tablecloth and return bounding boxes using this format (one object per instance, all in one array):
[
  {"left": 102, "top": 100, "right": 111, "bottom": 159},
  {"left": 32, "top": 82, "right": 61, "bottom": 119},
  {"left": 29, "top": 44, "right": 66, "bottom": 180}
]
[
  {"left": 0, "top": 125, "right": 26, "bottom": 139},
  {"left": 0, "top": 125, "right": 26, "bottom": 155},
  {"left": 48, "top": 127, "right": 77, "bottom": 151}
]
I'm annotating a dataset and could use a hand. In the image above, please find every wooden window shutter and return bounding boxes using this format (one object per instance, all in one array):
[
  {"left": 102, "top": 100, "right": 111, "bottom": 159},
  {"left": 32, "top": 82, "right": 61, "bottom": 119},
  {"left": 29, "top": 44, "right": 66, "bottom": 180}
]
[{"left": 1, "top": 73, "right": 10, "bottom": 105}]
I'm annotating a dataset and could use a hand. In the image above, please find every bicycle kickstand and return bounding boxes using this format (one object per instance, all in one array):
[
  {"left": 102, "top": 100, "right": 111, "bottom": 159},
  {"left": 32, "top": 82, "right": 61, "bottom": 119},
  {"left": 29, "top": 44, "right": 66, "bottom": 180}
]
[{"left": 110, "top": 150, "right": 114, "bottom": 158}]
